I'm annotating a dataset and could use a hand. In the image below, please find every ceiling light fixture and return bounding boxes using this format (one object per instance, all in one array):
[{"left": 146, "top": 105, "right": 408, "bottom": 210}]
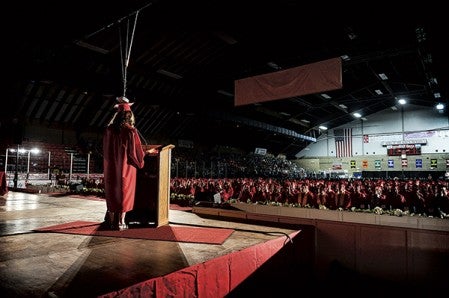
[
  {"left": 429, "top": 77, "right": 438, "bottom": 84},
  {"left": 398, "top": 98, "right": 407, "bottom": 105},
  {"left": 319, "top": 125, "right": 328, "bottom": 130},
  {"left": 374, "top": 89, "right": 383, "bottom": 95},
  {"left": 345, "top": 27, "right": 357, "bottom": 40},
  {"left": 75, "top": 40, "right": 109, "bottom": 54},
  {"left": 157, "top": 69, "right": 183, "bottom": 79},
  {"left": 267, "top": 62, "right": 281, "bottom": 70},
  {"left": 378, "top": 73, "right": 388, "bottom": 80},
  {"left": 353, "top": 112, "right": 362, "bottom": 118},
  {"left": 436, "top": 103, "right": 445, "bottom": 110},
  {"left": 321, "top": 93, "right": 331, "bottom": 99},
  {"left": 217, "top": 89, "right": 234, "bottom": 97},
  {"left": 289, "top": 118, "right": 302, "bottom": 124},
  {"left": 214, "top": 32, "right": 238, "bottom": 45}
]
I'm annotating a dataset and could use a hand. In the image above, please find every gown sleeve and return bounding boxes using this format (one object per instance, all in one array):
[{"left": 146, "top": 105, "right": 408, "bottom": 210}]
[{"left": 124, "top": 126, "right": 145, "bottom": 169}]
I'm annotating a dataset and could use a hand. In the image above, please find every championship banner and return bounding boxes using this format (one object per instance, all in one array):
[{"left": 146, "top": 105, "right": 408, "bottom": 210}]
[
  {"left": 254, "top": 147, "right": 267, "bottom": 155},
  {"left": 374, "top": 160, "right": 381, "bottom": 169},
  {"left": 350, "top": 160, "right": 356, "bottom": 169},
  {"left": 388, "top": 160, "right": 394, "bottom": 168},
  {"left": 431, "top": 159, "right": 437, "bottom": 168},
  {"left": 362, "top": 160, "right": 368, "bottom": 168},
  {"left": 332, "top": 161, "right": 343, "bottom": 170},
  {"left": 363, "top": 134, "right": 369, "bottom": 143},
  {"left": 401, "top": 159, "right": 408, "bottom": 167},
  {"left": 416, "top": 159, "right": 422, "bottom": 168}
]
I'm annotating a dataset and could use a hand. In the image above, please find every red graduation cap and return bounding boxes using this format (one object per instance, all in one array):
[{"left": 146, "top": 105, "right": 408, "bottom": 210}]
[{"left": 114, "top": 96, "right": 134, "bottom": 112}]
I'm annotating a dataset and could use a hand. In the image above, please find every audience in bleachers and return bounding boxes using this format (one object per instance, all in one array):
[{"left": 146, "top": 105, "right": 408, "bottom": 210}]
[{"left": 171, "top": 147, "right": 306, "bottom": 179}]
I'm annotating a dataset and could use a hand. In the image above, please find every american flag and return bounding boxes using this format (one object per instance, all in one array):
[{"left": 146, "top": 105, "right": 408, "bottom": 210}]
[{"left": 335, "top": 128, "right": 353, "bottom": 158}]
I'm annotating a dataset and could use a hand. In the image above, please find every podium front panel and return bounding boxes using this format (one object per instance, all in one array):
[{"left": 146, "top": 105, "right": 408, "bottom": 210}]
[
  {"left": 126, "top": 144, "right": 174, "bottom": 227},
  {"left": 126, "top": 154, "right": 158, "bottom": 226}
]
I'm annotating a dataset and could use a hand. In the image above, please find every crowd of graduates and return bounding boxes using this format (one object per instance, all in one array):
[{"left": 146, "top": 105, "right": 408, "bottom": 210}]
[
  {"left": 168, "top": 148, "right": 448, "bottom": 218},
  {"left": 72, "top": 147, "right": 449, "bottom": 218},
  {"left": 170, "top": 177, "right": 449, "bottom": 218}
]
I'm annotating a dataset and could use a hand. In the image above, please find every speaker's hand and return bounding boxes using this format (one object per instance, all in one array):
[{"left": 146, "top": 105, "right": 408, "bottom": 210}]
[{"left": 146, "top": 148, "right": 158, "bottom": 154}]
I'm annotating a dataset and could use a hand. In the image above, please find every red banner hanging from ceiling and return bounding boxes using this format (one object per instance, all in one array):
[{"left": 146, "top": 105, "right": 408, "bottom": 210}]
[{"left": 234, "top": 57, "right": 342, "bottom": 106}]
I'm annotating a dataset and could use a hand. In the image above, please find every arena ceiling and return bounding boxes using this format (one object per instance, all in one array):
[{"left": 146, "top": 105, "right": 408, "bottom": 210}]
[{"left": 4, "top": 0, "right": 449, "bottom": 158}]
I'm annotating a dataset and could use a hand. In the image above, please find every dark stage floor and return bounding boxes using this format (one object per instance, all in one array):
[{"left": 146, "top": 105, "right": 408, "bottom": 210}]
[{"left": 0, "top": 191, "right": 301, "bottom": 297}]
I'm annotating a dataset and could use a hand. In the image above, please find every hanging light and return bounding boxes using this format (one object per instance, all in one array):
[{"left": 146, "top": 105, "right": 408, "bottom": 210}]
[
  {"left": 398, "top": 98, "right": 407, "bottom": 105},
  {"left": 436, "top": 103, "right": 444, "bottom": 110}
]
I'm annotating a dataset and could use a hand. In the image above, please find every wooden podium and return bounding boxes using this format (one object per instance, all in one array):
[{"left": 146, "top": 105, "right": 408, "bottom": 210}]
[{"left": 125, "top": 144, "right": 175, "bottom": 227}]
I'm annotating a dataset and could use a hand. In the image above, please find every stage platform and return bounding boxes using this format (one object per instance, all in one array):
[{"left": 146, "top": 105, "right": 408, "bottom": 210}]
[
  {"left": 2, "top": 190, "right": 447, "bottom": 297},
  {"left": 0, "top": 191, "right": 306, "bottom": 297}
]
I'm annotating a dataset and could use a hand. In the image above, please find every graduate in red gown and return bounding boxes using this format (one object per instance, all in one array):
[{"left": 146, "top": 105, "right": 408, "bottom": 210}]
[{"left": 103, "top": 97, "right": 155, "bottom": 230}]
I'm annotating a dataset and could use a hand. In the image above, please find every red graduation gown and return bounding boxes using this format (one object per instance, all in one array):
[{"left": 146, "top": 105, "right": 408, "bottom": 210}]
[{"left": 103, "top": 125, "right": 145, "bottom": 213}]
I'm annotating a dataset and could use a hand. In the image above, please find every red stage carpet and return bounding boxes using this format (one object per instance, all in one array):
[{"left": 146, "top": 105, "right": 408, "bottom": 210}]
[{"left": 34, "top": 221, "right": 233, "bottom": 244}]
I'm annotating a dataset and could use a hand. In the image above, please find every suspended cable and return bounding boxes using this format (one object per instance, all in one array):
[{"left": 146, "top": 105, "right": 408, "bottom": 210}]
[
  {"left": 119, "top": 26, "right": 125, "bottom": 96},
  {"left": 82, "top": 1, "right": 154, "bottom": 40},
  {"left": 75, "top": 2, "right": 154, "bottom": 98},
  {"left": 126, "top": 12, "right": 138, "bottom": 69},
  {"left": 119, "top": 10, "right": 140, "bottom": 98}
]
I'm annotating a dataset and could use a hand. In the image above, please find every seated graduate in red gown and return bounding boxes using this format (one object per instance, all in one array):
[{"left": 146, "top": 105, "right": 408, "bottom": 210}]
[{"left": 102, "top": 97, "right": 155, "bottom": 230}]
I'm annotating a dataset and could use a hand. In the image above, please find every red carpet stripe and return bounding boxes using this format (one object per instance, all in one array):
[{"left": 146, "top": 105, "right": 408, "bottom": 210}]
[{"left": 34, "top": 221, "right": 233, "bottom": 244}]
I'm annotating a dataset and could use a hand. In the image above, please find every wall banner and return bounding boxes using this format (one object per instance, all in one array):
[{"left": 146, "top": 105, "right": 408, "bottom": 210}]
[
  {"left": 350, "top": 160, "right": 356, "bottom": 168},
  {"left": 431, "top": 159, "right": 437, "bottom": 168},
  {"left": 362, "top": 160, "right": 368, "bottom": 168},
  {"left": 374, "top": 160, "right": 381, "bottom": 169},
  {"left": 401, "top": 159, "right": 408, "bottom": 167},
  {"left": 416, "top": 159, "right": 422, "bottom": 168},
  {"left": 388, "top": 160, "right": 394, "bottom": 168}
]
